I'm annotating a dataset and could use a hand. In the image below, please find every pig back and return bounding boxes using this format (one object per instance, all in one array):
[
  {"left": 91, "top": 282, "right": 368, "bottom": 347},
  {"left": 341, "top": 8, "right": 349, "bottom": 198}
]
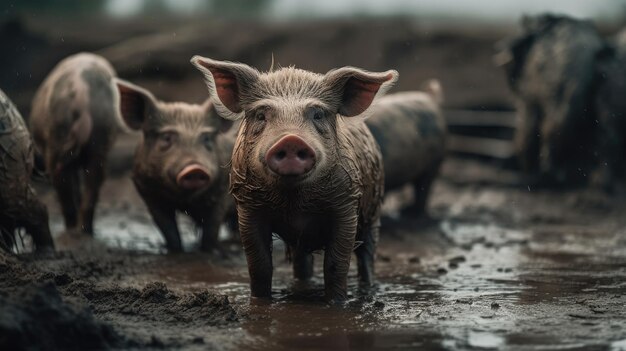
[
  {"left": 0, "top": 89, "right": 34, "bottom": 202},
  {"left": 30, "top": 53, "right": 119, "bottom": 154},
  {"left": 516, "top": 19, "right": 604, "bottom": 123},
  {"left": 366, "top": 92, "right": 446, "bottom": 191}
]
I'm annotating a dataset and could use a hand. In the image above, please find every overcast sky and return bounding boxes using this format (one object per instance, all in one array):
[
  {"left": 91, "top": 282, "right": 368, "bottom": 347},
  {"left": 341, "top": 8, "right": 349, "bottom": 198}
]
[{"left": 105, "top": 0, "right": 625, "bottom": 22}]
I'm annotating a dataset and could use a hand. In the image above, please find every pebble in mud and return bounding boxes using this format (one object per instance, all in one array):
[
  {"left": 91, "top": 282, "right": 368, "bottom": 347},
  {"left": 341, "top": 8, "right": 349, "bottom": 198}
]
[{"left": 373, "top": 301, "right": 385, "bottom": 309}]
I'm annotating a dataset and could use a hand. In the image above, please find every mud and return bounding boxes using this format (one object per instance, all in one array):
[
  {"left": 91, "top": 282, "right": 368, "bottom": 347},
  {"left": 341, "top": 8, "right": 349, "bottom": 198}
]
[{"left": 1, "top": 154, "right": 624, "bottom": 350}]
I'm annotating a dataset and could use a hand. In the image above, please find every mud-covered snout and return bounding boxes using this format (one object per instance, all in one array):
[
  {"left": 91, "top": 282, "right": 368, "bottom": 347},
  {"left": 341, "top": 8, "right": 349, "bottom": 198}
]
[
  {"left": 265, "top": 134, "right": 316, "bottom": 177},
  {"left": 176, "top": 164, "right": 212, "bottom": 191}
]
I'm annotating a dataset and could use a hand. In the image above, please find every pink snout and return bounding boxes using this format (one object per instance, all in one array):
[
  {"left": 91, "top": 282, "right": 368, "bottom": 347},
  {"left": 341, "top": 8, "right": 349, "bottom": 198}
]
[
  {"left": 176, "top": 164, "right": 211, "bottom": 190},
  {"left": 265, "top": 135, "right": 316, "bottom": 176}
]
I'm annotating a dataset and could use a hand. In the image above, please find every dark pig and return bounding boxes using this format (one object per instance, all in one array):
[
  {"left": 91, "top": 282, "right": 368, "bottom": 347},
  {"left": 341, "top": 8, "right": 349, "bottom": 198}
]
[
  {"left": 0, "top": 88, "right": 54, "bottom": 252},
  {"left": 592, "top": 30, "right": 626, "bottom": 188},
  {"left": 192, "top": 56, "right": 397, "bottom": 302},
  {"left": 496, "top": 15, "right": 606, "bottom": 185},
  {"left": 115, "top": 79, "right": 236, "bottom": 253},
  {"left": 30, "top": 53, "right": 120, "bottom": 234},
  {"left": 366, "top": 80, "right": 446, "bottom": 216}
]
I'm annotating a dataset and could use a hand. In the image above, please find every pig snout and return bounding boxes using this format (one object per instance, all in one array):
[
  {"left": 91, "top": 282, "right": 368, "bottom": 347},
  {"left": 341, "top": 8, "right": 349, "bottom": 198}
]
[
  {"left": 176, "top": 164, "right": 211, "bottom": 190},
  {"left": 265, "top": 134, "right": 316, "bottom": 176}
]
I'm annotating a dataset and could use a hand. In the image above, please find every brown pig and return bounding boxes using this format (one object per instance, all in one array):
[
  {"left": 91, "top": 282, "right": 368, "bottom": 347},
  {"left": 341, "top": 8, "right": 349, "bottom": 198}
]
[
  {"left": 115, "top": 79, "right": 236, "bottom": 253},
  {"left": 30, "top": 53, "right": 120, "bottom": 234},
  {"left": 365, "top": 81, "right": 446, "bottom": 216},
  {"left": 0, "top": 88, "right": 54, "bottom": 252},
  {"left": 192, "top": 56, "right": 398, "bottom": 302}
]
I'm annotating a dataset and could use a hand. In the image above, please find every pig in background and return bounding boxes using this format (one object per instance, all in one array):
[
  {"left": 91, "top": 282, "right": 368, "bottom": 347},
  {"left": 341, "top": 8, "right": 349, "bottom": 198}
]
[
  {"left": 0, "top": 88, "right": 54, "bottom": 253},
  {"left": 592, "top": 28, "right": 626, "bottom": 189},
  {"left": 193, "top": 56, "right": 397, "bottom": 302},
  {"left": 366, "top": 80, "right": 446, "bottom": 218},
  {"left": 115, "top": 79, "right": 237, "bottom": 254},
  {"left": 497, "top": 14, "right": 608, "bottom": 187},
  {"left": 30, "top": 53, "right": 121, "bottom": 235}
]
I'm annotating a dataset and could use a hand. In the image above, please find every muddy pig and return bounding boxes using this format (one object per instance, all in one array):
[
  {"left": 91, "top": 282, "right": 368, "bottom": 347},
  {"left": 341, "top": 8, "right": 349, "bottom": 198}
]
[
  {"left": 192, "top": 56, "right": 398, "bottom": 301},
  {"left": 0, "top": 88, "right": 54, "bottom": 252},
  {"left": 592, "top": 29, "right": 626, "bottom": 189},
  {"left": 366, "top": 80, "right": 446, "bottom": 216},
  {"left": 115, "top": 79, "right": 237, "bottom": 253},
  {"left": 30, "top": 53, "right": 121, "bottom": 234},
  {"left": 496, "top": 15, "right": 607, "bottom": 186}
]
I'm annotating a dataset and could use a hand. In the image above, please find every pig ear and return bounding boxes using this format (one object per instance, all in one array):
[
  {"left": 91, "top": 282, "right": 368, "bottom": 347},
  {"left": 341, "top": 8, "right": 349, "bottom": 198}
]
[
  {"left": 191, "top": 56, "right": 260, "bottom": 121},
  {"left": 114, "top": 78, "right": 157, "bottom": 130},
  {"left": 202, "top": 99, "right": 235, "bottom": 133},
  {"left": 324, "top": 67, "right": 399, "bottom": 117}
]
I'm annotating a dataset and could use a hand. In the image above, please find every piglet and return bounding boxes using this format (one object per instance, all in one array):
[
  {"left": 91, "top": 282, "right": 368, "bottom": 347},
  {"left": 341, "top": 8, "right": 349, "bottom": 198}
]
[
  {"left": 366, "top": 80, "right": 446, "bottom": 216},
  {"left": 115, "top": 79, "right": 236, "bottom": 253},
  {"left": 30, "top": 53, "right": 120, "bottom": 234},
  {"left": 192, "top": 56, "right": 397, "bottom": 301}
]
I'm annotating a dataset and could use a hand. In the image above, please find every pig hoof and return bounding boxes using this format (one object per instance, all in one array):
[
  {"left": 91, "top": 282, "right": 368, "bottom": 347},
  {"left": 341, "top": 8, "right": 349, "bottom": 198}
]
[
  {"left": 325, "top": 297, "right": 347, "bottom": 306},
  {"left": 34, "top": 246, "right": 56, "bottom": 257},
  {"left": 204, "top": 247, "right": 229, "bottom": 260}
]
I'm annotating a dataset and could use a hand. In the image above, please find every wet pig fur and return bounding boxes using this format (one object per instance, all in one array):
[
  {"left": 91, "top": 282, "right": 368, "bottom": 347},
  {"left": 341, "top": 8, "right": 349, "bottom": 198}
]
[
  {"left": 30, "top": 53, "right": 121, "bottom": 234},
  {"left": 115, "top": 79, "right": 237, "bottom": 253},
  {"left": 192, "top": 56, "right": 398, "bottom": 302},
  {"left": 0, "top": 88, "right": 54, "bottom": 252},
  {"left": 592, "top": 28, "right": 626, "bottom": 188},
  {"left": 497, "top": 15, "right": 607, "bottom": 186},
  {"left": 365, "top": 81, "right": 446, "bottom": 216}
]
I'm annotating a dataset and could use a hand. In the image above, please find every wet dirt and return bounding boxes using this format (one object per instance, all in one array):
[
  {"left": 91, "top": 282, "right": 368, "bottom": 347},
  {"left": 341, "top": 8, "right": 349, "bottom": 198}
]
[{"left": 2, "top": 154, "right": 625, "bottom": 350}]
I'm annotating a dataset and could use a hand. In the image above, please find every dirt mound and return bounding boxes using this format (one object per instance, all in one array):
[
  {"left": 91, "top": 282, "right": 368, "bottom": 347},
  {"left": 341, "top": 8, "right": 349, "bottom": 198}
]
[
  {"left": 66, "top": 281, "right": 238, "bottom": 326},
  {"left": 0, "top": 282, "right": 122, "bottom": 350},
  {"left": 0, "top": 251, "right": 238, "bottom": 348}
]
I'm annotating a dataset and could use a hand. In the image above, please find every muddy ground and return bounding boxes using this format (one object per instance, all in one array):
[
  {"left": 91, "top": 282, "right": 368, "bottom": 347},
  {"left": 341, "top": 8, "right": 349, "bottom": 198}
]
[
  {"left": 1, "top": 155, "right": 625, "bottom": 350},
  {"left": 1, "top": 15, "right": 626, "bottom": 351}
]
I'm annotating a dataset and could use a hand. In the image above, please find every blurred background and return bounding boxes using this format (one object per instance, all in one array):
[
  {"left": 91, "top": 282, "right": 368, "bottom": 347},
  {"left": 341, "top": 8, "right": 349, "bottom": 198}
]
[{"left": 2, "top": 0, "right": 626, "bottom": 162}]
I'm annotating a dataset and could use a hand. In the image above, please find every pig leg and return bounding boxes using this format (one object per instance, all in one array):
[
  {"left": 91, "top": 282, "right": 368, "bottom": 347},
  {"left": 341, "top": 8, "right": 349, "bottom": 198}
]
[
  {"left": 355, "top": 222, "right": 378, "bottom": 286},
  {"left": 514, "top": 102, "right": 542, "bottom": 176},
  {"left": 592, "top": 111, "right": 624, "bottom": 191},
  {"left": 142, "top": 199, "right": 182, "bottom": 252},
  {"left": 239, "top": 207, "right": 273, "bottom": 298},
  {"left": 292, "top": 250, "right": 314, "bottom": 281},
  {"left": 21, "top": 187, "right": 55, "bottom": 251},
  {"left": 52, "top": 165, "right": 81, "bottom": 231},
  {"left": 324, "top": 213, "right": 358, "bottom": 302},
  {"left": 196, "top": 208, "right": 226, "bottom": 255},
  {"left": 78, "top": 157, "right": 106, "bottom": 234},
  {"left": 404, "top": 163, "right": 441, "bottom": 217}
]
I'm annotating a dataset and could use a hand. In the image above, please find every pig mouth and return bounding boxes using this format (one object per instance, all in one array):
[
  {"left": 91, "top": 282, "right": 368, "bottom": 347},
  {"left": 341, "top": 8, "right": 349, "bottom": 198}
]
[{"left": 176, "top": 164, "right": 212, "bottom": 191}]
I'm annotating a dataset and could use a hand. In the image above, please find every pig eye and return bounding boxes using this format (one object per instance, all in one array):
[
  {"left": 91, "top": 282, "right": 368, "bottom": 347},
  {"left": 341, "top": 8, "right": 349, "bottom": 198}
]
[
  {"left": 158, "top": 131, "right": 177, "bottom": 150},
  {"left": 308, "top": 107, "right": 326, "bottom": 121},
  {"left": 200, "top": 132, "right": 215, "bottom": 150},
  {"left": 256, "top": 112, "right": 266, "bottom": 122},
  {"left": 313, "top": 110, "right": 324, "bottom": 120}
]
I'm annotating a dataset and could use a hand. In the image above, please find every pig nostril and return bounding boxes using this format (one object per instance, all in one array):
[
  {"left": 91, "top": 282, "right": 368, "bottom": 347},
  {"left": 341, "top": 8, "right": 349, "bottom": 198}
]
[
  {"left": 266, "top": 135, "right": 316, "bottom": 176},
  {"left": 297, "top": 150, "right": 309, "bottom": 159},
  {"left": 276, "top": 150, "right": 287, "bottom": 160}
]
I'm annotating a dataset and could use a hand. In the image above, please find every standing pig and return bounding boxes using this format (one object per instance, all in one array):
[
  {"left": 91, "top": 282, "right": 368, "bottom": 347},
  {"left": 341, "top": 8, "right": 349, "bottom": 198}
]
[
  {"left": 192, "top": 56, "right": 397, "bottom": 301},
  {"left": 496, "top": 15, "right": 606, "bottom": 185},
  {"left": 0, "top": 88, "right": 54, "bottom": 252},
  {"left": 30, "top": 53, "right": 120, "bottom": 234},
  {"left": 366, "top": 80, "right": 446, "bottom": 216},
  {"left": 593, "top": 30, "right": 626, "bottom": 189},
  {"left": 115, "top": 79, "right": 236, "bottom": 253}
]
